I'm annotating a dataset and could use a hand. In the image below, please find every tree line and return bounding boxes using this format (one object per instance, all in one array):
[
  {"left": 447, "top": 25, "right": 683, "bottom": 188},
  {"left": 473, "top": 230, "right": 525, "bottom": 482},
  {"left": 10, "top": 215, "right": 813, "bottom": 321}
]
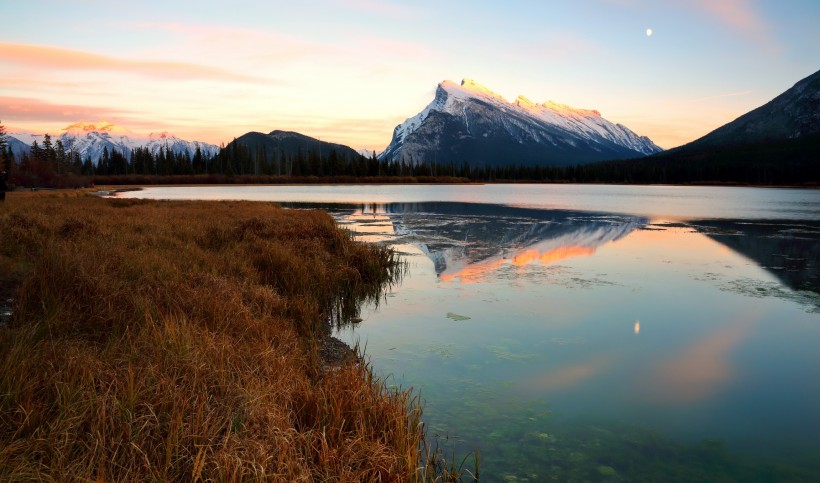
[{"left": 0, "top": 122, "right": 816, "bottom": 188}]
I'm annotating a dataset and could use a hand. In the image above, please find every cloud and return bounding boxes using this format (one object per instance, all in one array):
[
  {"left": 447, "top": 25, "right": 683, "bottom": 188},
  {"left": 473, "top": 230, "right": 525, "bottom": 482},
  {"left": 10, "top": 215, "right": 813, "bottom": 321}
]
[
  {"left": 686, "top": 0, "right": 778, "bottom": 51},
  {"left": 124, "top": 21, "right": 435, "bottom": 72},
  {"left": 0, "top": 96, "right": 135, "bottom": 123},
  {"left": 0, "top": 43, "right": 272, "bottom": 83},
  {"left": 598, "top": 0, "right": 777, "bottom": 51},
  {"left": 127, "top": 22, "right": 340, "bottom": 63}
]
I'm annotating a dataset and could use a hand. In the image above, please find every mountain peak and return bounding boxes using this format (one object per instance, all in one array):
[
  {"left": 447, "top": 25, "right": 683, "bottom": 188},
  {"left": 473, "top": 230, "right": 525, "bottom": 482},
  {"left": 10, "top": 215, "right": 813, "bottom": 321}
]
[
  {"left": 514, "top": 95, "right": 537, "bottom": 110},
  {"left": 460, "top": 78, "right": 507, "bottom": 101},
  {"left": 148, "top": 131, "right": 177, "bottom": 140},
  {"left": 437, "top": 79, "right": 509, "bottom": 104},
  {"left": 62, "top": 121, "right": 133, "bottom": 136},
  {"left": 381, "top": 78, "right": 661, "bottom": 165}
]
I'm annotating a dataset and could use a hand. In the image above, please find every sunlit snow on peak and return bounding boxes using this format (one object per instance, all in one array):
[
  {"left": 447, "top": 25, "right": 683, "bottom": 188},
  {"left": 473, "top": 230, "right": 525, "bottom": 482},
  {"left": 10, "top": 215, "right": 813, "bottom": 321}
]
[
  {"left": 459, "top": 78, "right": 508, "bottom": 102},
  {"left": 62, "top": 121, "right": 134, "bottom": 136},
  {"left": 541, "top": 101, "right": 602, "bottom": 118},
  {"left": 381, "top": 78, "right": 663, "bottom": 162}
]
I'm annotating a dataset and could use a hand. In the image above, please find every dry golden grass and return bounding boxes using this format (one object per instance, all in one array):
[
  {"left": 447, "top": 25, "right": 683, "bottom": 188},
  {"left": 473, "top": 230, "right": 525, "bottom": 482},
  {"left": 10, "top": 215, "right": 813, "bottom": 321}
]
[{"left": 0, "top": 191, "right": 452, "bottom": 481}]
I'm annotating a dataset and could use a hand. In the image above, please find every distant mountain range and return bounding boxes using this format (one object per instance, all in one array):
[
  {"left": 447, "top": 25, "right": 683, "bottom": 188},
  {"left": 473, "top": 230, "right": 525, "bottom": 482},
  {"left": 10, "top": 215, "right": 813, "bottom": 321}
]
[
  {"left": 379, "top": 78, "right": 662, "bottom": 167},
  {"left": 7, "top": 122, "right": 220, "bottom": 163},
  {"left": 4, "top": 70, "right": 817, "bottom": 184}
]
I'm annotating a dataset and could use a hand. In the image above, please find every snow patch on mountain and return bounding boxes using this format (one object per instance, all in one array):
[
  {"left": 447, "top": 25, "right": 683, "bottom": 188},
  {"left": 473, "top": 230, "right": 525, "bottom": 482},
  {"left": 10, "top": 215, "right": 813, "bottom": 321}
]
[{"left": 380, "top": 79, "right": 662, "bottom": 165}]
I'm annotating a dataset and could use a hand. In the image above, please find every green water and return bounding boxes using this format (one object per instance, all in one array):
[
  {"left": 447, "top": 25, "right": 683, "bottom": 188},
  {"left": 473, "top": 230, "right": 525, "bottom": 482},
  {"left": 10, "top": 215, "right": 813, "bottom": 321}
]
[{"left": 334, "top": 203, "right": 820, "bottom": 481}]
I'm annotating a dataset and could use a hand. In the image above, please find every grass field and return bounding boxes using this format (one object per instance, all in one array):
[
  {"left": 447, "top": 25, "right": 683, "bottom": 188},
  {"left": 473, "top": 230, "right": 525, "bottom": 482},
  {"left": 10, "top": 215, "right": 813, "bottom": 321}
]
[{"left": 0, "top": 191, "right": 465, "bottom": 481}]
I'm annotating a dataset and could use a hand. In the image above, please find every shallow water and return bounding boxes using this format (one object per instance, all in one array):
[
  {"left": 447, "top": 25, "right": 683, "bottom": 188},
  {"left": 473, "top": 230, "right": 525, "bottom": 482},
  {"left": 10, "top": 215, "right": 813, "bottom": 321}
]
[
  {"left": 117, "top": 184, "right": 820, "bottom": 220},
  {"left": 121, "top": 185, "right": 820, "bottom": 480}
]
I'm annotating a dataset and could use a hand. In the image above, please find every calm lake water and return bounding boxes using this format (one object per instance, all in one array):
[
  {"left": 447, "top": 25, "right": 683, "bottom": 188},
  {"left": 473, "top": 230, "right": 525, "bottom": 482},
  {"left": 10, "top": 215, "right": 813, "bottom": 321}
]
[{"left": 121, "top": 185, "right": 820, "bottom": 481}]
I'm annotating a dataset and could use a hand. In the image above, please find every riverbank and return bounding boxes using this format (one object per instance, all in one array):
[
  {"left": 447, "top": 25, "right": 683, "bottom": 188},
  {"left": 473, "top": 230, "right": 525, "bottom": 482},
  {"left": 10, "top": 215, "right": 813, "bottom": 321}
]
[{"left": 0, "top": 191, "right": 442, "bottom": 481}]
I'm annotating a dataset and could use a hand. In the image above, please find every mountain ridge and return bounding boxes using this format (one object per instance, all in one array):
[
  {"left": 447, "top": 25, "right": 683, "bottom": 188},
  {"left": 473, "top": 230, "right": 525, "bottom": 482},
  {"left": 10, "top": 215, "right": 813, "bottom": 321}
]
[
  {"left": 380, "top": 78, "right": 662, "bottom": 167},
  {"left": 7, "top": 122, "right": 220, "bottom": 163},
  {"left": 673, "top": 69, "right": 820, "bottom": 151}
]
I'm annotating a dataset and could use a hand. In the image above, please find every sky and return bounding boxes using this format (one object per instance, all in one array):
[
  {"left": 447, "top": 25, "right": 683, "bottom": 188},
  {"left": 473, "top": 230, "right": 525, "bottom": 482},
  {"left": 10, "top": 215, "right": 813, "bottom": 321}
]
[{"left": 1, "top": 0, "right": 818, "bottom": 151}]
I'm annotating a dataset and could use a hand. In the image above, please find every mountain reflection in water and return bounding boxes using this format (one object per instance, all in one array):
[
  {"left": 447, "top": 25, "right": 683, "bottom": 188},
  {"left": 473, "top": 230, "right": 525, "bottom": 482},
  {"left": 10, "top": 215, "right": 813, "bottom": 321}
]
[
  {"left": 368, "top": 202, "right": 647, "bottom": 283},
  {"left": 690, "top": 219, "right": 820, "bottom": 309}
]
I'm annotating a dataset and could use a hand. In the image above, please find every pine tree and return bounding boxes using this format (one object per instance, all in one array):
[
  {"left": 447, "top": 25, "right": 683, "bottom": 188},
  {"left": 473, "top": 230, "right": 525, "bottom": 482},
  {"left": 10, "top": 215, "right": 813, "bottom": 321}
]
[
  {"left": 55, "top": 139, "right": 67, "bottom": 174},
  {"left": 42, "top": 134, "right": 55, "bottom": 163},
  {"left": 0, "top": 120, "right": 7, "bottom": 154},
  {"left": 193, "top": 146, "right": 203, "bottom": 174},
  {"left": 30, "top": 140, "right": 41, "bottom": 160},
  {"left": 99, "top": 146, "right": 108, "bottom": 174},
  {"left": 0, "top": 120, "right": 11, "bottom": 174}
]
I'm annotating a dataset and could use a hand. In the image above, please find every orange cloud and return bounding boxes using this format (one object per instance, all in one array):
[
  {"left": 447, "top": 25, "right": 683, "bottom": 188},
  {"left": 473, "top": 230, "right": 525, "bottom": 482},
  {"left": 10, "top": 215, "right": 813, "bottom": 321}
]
[
  {"left": 0, "top": 43, "right": 270, "bottom": 83},
  {"left": 688, "top": 0, "right": 778, "bottom": 51},
  {"left": 0, "top": 96, "right": 134, "bottom": 123},
  {"left": 128, "top": 22, "right": 340, "bottom": 63}
]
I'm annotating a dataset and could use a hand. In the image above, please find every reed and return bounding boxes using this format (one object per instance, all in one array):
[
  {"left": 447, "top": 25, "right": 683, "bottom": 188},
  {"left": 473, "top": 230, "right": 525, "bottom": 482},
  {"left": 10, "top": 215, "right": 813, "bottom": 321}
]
[{"left": 0, "top": 191, "right": 469, "bottom": 481}]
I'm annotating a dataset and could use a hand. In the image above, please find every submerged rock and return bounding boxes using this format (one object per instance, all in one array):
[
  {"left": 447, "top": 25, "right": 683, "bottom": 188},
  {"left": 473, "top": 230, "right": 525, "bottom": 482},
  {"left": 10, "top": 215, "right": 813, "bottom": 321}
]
[{"left": 319, "top": 336, "right": 359, "bottom": 367}]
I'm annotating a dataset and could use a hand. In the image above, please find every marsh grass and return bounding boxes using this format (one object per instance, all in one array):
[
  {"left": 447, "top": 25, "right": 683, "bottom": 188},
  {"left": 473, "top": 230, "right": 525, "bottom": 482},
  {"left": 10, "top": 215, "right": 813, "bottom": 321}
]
[{"left": 0, "top": 191, "right": 467, "bottom": 481}]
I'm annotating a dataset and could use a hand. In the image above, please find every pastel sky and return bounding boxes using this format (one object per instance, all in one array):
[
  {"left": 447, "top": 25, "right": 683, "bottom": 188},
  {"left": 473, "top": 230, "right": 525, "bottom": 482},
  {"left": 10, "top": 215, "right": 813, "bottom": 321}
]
[{"left": 1, "top": 0, "right": 818, "bottom": 150}]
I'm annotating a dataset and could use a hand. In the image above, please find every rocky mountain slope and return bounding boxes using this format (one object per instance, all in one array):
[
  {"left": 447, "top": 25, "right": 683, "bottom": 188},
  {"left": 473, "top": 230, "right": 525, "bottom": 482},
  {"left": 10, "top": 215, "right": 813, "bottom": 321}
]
[
  {"left": 380, "top": 79, "right": 662, "bottom": 167},
  {"left": 674, "top": 68, "right": 820, "bottom": 151}
]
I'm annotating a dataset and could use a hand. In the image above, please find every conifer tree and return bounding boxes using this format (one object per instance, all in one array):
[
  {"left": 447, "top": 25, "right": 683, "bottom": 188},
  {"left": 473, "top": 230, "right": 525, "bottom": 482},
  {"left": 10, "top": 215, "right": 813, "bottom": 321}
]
[
  {"left": 55, "top": 139, "right": 67, "bottom": 174},
  {"left": 0, "top": 120, "right": 7, "bottom": 154},
  {"left": 42, "top": 134, "right": 55, "bottom": 164},
  {"left": 0, "top": 120, "right": 10, "bottom": 173}
]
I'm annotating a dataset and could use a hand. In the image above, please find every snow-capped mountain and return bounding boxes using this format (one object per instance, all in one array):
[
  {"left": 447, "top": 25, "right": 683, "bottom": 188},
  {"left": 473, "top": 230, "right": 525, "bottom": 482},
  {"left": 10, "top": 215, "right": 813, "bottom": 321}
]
[
  {"left": 8, "top": 122, "right": 220, "bottom": 163},
  {"left": 380, "top": 79, "right": 662, "bottom": 167},
  {"left": 4, "top": 136, "right": 31, "bottom": 161}
]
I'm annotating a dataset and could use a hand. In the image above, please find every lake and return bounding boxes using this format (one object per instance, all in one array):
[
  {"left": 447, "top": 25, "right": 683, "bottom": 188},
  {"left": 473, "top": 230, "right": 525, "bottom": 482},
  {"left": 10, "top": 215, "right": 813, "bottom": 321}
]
[{"left": 120, "top": 184, "right": 820, "bottom": 481}]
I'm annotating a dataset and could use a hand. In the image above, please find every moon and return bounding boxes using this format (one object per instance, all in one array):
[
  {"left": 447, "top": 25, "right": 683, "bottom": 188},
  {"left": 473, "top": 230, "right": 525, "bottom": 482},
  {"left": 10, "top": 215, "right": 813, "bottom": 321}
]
[{"left": 646, "top": 28, "right": 653, "bottom": 37}]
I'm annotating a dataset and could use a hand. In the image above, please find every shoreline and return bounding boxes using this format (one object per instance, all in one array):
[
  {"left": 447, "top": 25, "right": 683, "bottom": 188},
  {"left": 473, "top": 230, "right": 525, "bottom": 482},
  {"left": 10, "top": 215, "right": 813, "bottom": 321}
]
[
  {"left": 85, "top": 180, "right": 819, "bottom": 191},
  {"left": 0, "top": 191, "right": 447, "bottom": 480}
]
